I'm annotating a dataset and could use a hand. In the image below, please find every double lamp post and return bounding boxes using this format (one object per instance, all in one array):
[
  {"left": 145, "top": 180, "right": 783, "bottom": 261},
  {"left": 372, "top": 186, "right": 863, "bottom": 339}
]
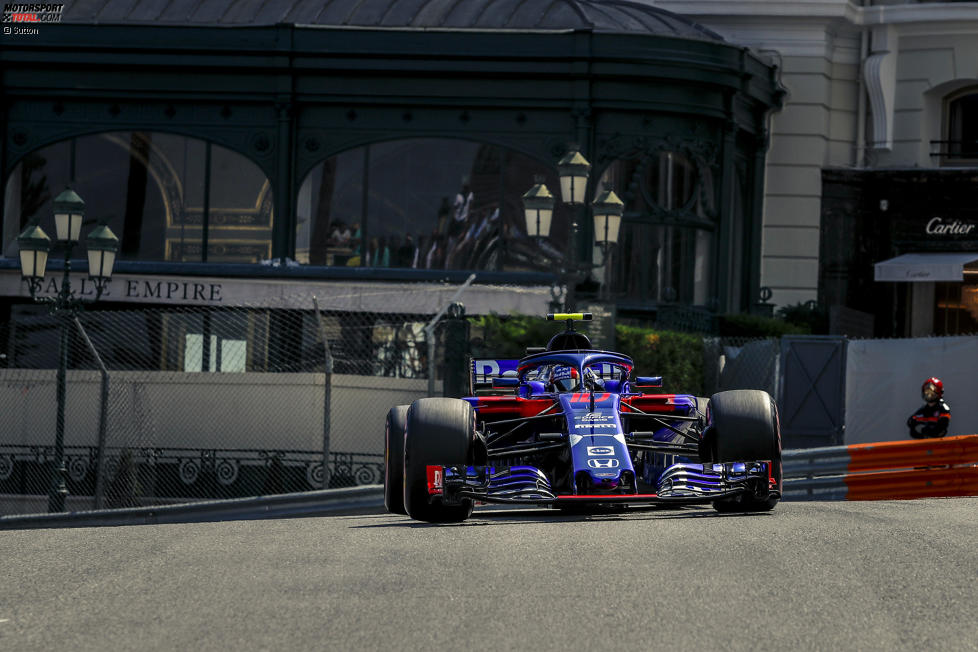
[
  {"left": 521, "top": 149, "right": 624, "bottom": 306},
  {"left": 17, "top": 189, "right": 119, "bottom": 512}
]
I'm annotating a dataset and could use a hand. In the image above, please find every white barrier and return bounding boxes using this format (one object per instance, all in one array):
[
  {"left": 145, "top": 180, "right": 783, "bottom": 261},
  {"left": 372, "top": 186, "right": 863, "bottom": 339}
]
[{"left": 844, "top": 336, "right": 978, "bottom": 445}]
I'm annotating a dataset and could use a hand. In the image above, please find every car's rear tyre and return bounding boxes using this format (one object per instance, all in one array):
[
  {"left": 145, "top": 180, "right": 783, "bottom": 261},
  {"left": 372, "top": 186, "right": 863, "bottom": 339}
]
[
  {"left": 403, "top": 397, "right": 475, "bottom": 523},
  {"left": 705, "top": 389, "right": 782, "bottom": 513},
  {"left": 384, "top": 405, "right": 409, "bottom": 515}
]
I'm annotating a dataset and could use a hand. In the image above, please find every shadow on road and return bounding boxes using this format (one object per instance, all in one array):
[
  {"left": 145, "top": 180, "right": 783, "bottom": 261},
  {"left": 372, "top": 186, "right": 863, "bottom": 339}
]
[{"left": 348, "top": 505, "right": 771, "bottom": 528}]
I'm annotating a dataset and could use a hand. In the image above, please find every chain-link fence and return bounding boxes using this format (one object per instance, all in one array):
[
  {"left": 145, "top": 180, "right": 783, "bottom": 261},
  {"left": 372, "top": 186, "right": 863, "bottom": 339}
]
[
  {"left": 703, "top": 337, "right": 780, "bottom": 398},
  {"left": 0, "top": 283, "right": 789, "bottom": 516},
  {"left": 0, "top": 285, "right": 475, "bottom": 516}
]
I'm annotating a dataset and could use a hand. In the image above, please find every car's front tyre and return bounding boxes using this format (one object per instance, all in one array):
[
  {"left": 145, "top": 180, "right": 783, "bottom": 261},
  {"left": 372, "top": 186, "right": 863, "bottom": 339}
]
[
  {"left": 403, "top": 398, "right": 475, "bottom": 523},
  {"left": 705, "top": 389, "right": 782, "bottom": 513}
]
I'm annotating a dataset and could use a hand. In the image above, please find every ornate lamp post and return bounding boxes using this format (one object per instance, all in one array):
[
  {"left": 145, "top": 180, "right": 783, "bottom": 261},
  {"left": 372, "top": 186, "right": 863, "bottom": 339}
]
[
  {"left": 521, "top": 175, "right": 555, "bottom": 238},
  {"left": 16, "top": 189, "right": 119, "bottom": 512},
  {"left": 556, "top": 149, "right": 591, "bottom": 206},
  {"left": 522, "top": 149, "right": 624, "bottom": 306}
]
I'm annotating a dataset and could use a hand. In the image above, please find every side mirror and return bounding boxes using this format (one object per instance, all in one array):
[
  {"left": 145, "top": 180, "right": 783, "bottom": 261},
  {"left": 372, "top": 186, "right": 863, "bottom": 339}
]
[{"left": 633, "top": 376, "right": 662, "bottom": 388}]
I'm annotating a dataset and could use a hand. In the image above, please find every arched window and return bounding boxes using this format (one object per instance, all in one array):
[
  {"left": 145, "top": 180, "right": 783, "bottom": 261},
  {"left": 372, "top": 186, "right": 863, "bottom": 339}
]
[
  {"left": 945, "top": 89, "right": 978, "bottom": 163},
  {"left": 2, "top": 132, "right": 274, "bottom": 263},
  {"left": 295, "top": 139, "right": 565, "bottom": 272},
  {"left": 599, "top": 151, "right": 717, "bottom": 306}
]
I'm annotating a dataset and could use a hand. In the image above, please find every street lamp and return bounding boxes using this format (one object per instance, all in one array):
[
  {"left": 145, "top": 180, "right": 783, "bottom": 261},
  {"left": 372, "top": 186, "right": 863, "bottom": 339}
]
[
  {"left": 16, "top": 188, "right": 119, "bottom": 512},
  {"left": 556, "top": 149, "right": 591, "bottom": 205},
  {"left": 522, "top": 149, "right": 624, "bottom": 306},
  {"left": 591, "top": 183, "right": 625, "bottom": 247},
  {"left": 521, "top": 175, "right": 555, "bottom": 238}
]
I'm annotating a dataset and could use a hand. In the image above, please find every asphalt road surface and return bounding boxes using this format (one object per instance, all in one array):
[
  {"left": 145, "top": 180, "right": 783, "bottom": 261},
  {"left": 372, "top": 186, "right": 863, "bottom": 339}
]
[{"left": 2, "top": 498, "right": 976, "bottom": 651}]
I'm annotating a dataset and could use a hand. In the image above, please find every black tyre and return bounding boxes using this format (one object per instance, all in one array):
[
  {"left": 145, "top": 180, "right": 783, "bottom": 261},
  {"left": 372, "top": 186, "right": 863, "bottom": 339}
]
[
  {"left": 403, "top": 397, "right": 475, "bottom": 523},
  {"left": 706, "top": 389, "right": 782, "bottom": 513},
  {"left": 384, "top": 405, "right": 409, "bottom": 515}
]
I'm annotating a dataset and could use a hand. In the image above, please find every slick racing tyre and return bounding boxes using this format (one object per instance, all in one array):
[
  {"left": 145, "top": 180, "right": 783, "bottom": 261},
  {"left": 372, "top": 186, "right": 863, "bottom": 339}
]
[
  {"left": 403, "top": 398, "right": 476, "bottom": 523},
  {"left": 384, "top": 405, "right": 410, "bottom": 515},
  {"left": 705, "top": 389, "right": 782, "bottom": 513}
]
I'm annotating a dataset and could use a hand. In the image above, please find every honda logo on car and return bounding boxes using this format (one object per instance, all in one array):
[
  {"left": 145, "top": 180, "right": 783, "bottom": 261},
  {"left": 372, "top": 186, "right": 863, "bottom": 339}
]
[
  {"left": 587, "top": 458, "right": 619, "bottom": 469},
  {"left": 587, "top": 446, "right": 614, "bottom": 455}
]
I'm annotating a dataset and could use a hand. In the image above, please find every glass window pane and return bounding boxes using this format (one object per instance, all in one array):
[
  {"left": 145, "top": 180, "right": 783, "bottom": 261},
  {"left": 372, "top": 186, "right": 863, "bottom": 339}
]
[
  {"left": 948, "top": 93, "right": 978, "bottom": 160},
  {"left": 220, "top": 339, "right": 247, "bottom": 373},
  {"left": 300, "top": 148, "right": 364, "bottom": 266},
  {"left": 2, "top": 140, "right": 74, "bottom": 258},
  {"left": 159, "top": 134, "right": 206, "bottom": 262},
  {"left": 185, "top": 333, "right": 204, "bottom": 372},
  {"left": 203, "top": 143, "right": 274, "bottom": 263},
  {"left": 296, "top": 139, "right": 565, "bottom": 272},
  {"left": 601, "top": 155, "right": 715, "bottom": 306},
  {"left": 2, "top": 132, "right": 273, "bottom": 265},
  {"left": 645, "top": 151, "right": 697, "bottom": 210}
]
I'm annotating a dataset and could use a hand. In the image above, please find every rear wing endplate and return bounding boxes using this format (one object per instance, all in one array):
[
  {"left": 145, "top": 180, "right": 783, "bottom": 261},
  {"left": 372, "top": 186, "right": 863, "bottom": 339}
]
[{"left": 470, "top": 358, "right": 521, "bottom": 394}]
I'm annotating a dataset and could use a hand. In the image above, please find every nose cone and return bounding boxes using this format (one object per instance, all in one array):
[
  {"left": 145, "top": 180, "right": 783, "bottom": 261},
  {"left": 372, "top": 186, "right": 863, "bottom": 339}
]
[
  {"left": 589, "top": 471, "right": 621, "bottom": 490},
  {"left": 583, "top": 461, "right": 622, "bottom": 491}
]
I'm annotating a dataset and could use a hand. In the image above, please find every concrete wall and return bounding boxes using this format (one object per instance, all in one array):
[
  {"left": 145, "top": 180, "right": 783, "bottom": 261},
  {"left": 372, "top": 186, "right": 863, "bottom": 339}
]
[
  {"left": 883, "top": 32, "right": 978, "bottom": 167},
  {"left": 654, "top": 0, "right": 864, "bottom": 308},
  {"left": 0, "top": 371, "right": 434, "bottom": 457}
]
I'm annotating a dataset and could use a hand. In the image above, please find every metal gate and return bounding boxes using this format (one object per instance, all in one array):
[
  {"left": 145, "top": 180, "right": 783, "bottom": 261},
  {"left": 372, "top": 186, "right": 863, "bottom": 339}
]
[{"left": 779, "top": 336, "right": 847, "bottom": 449}]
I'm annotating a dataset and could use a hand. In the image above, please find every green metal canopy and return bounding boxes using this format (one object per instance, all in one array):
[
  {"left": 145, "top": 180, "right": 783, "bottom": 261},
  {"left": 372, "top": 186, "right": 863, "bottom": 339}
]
[
  {"left": 2, "top": 0, "right": 784, "bottom": 315},
  {"left": 60, "top": 0, "right": 727, "bottom": 39}
]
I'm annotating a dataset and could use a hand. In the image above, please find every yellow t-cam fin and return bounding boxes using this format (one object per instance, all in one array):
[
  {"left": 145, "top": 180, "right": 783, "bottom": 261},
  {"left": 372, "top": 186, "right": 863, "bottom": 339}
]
[{"left": 546, "top": 313, "right": 593, "bottom": 321}]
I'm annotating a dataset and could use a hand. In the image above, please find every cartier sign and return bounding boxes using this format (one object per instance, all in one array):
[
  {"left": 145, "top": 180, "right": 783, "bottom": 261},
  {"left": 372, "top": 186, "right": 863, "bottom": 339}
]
[{"left": 925, "top": 217, "right": 977, "bottom": 236}]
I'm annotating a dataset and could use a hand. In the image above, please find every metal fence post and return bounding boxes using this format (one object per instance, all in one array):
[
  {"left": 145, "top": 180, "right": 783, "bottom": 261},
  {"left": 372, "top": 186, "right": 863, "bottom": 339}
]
[
  {"left": 312, "top": 297, "right": 333, "bottom": 489},
  {"left": 75, "top": 317, "right": 110, "bottom": 510},
  {"left": 442, "top": 303, "right": 470, "bottom": 398},
  {"left": 425, "top": 273, "right": 476, "bottom": 397}
]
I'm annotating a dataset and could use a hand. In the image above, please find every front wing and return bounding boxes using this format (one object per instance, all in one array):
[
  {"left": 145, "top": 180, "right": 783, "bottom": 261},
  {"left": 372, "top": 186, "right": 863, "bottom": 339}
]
[{"left": 426, "top": 461, "right": 779, "bottom": 507}]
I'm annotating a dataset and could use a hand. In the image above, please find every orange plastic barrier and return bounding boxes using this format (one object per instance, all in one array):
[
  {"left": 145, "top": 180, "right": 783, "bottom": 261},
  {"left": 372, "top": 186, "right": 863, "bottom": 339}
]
[
  {"left": 845, "top": 466, "right": 978, "bottom": 501},
  {"left": 843, "top": 434, "right": 978, "bottom": 500},
  {"left": 847, "top": 434, "right": 978, "bottom": 473}
]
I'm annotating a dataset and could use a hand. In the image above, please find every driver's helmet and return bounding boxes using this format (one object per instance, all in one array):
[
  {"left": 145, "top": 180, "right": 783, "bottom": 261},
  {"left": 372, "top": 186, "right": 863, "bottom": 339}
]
[
  {"left": 549, "top": 365, "right": 580, "bottom": 393},
  {"left": 922, "top": 377, "right": 943, "bottom": 402}
]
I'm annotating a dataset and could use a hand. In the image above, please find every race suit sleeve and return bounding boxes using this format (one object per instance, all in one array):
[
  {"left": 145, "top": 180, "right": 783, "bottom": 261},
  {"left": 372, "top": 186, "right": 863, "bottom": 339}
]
[
  {"left": 908, "top": 407, "right": 926, "bottom": 439},
  {"left": 908, "top": 403, "right": 950, "bottom": 439}
]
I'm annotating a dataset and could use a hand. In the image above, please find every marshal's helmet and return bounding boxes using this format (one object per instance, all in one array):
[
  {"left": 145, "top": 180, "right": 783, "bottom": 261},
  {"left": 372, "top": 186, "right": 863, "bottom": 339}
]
[
  {"left": 549, "top": 365, "right": 580, "bottom": 393},
  {"left": 922, "top": 377, "right": 944, "bottom": 403}
]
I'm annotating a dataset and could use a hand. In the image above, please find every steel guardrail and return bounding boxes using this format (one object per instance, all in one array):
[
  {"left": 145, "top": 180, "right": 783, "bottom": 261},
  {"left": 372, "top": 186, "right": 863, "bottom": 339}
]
[
  {"left": 782, "top": 435, "right": 978, "bottom": 501},
  {"left": 7, "top": 435, "right": 976, "bottom": 525},
  {"left": 0, "top": 484, "right": 384, "bottom": 530}
]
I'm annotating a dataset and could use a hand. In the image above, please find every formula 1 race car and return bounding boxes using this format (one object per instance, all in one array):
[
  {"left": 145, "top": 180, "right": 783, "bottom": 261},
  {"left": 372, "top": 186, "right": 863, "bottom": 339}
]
[{"left": 384, "top": 313, "right": 782, "bottom": 522}]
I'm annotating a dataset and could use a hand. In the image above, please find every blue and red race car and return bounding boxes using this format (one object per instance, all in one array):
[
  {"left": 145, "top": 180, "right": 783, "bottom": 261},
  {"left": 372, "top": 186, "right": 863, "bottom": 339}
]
[{"left": 385, "top": 313, "right": 782, "bottom": 522}]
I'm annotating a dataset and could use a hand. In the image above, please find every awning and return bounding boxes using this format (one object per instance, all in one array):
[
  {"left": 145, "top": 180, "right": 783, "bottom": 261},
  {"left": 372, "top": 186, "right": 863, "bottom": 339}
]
[{"left": 874, "top": 252, "right": 978, "bottom": 282}]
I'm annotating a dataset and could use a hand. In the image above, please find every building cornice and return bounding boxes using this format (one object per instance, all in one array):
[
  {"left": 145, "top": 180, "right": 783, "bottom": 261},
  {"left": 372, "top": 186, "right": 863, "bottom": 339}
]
[
  {"left": 649, "top": 0, "right": 978, "bottom": 27},
  {"left": 646, "top": 1, "right": 978, "bottom": 60}
]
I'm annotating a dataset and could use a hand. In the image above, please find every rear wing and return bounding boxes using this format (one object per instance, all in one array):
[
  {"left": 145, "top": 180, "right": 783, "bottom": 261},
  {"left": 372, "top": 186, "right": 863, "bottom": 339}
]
[{"left": 470, "top": 358, "right": 521, "bottom": 395}]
